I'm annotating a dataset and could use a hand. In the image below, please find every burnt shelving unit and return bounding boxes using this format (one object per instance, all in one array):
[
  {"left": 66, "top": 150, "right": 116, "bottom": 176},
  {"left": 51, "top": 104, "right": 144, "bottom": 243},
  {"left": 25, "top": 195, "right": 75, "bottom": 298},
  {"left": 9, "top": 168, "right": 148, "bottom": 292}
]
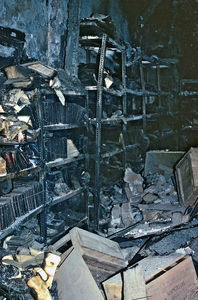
[
  {"left": 0, "top": 84, "right": 90, "bottom": 243},
  {"left": 126, "top": 53, "right": 179, "bottom": 156},
  {"left": 78, "top": 25, "right": 180, "bottom": 230},
  {"left": 39, "top": 87, "right": 90, "bottom": 243},
  {"left": 79, "top": 33, "right": 128, "bottom": 230},
  {"left": 0, "top": 93, "right": 45, "bottom": 241}
]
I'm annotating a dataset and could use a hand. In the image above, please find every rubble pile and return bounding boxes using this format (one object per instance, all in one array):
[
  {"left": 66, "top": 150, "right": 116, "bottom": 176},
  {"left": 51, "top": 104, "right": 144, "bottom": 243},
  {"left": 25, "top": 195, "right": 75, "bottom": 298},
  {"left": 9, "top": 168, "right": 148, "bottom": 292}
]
[
  {"left": 102, "top": 165, "right": 186, "bottom": 239},
  {"left": 2, "top": 154, "right": 198, "bottom": 300}
]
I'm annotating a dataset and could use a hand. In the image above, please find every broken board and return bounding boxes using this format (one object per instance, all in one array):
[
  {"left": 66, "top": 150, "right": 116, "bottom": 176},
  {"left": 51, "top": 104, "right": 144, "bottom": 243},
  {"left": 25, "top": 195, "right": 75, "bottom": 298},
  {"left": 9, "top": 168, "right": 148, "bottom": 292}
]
[
  {"left": 146, "top": 255, "right": 198, "bottom": 300},
  {"left": 52, "top": 227, "right": 127, "bottom": 284},
  {"left": 144, "top": 150, "right": 184, "bottom": 176},
  {"left": 103, "top": 273, "right": 122, "bottom": 300},
  {"left": 55, "top": 248, "right": 104, "bottom": 300},
  {"left": 175, "top": 147, "right": 198, "bottom": 207}
]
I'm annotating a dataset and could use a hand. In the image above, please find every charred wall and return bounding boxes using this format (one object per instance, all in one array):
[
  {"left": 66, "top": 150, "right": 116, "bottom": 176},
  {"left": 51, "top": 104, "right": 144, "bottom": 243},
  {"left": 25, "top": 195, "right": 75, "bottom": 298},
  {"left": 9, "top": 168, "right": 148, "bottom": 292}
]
[
  {"left": 0, "top": 0, "right": 131, "bottom": 67},
  {"left": 0, "top": 0, "right": 48, "bottom": 62}
]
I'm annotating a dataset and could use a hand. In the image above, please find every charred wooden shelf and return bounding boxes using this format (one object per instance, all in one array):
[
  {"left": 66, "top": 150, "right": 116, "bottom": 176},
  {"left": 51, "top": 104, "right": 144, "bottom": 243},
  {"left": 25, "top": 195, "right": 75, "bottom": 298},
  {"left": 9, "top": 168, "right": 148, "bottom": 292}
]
[
  {"left": 101, "top": 148, "right": 123, "bottom": 158},
  {"left": 126, "top": 88, "right": 157, "bottom": 96},
  {"left": 0, "top": 189, "right": 87, "bottom": 240},
  {"left": 48, "top": 187, "right": 84, "bottom": 208},
  {"left": 79, "top": 35, "right": 123, "bottom": 52},
  {"left": 39, "top": 88, "right": 87, "bottom": 97},
  {"left": 0, "top": 139, "right": 38, "bottom": 146},
  {"left": 126, "top": 88, "right": 170, "bottom": 96},
  {"left": 85, "top": 85, "right": 123, "bottom": 97},
  {"left": 46, "top": 154, "right": 85, "bottom": 168},
  {"left": 44, "top": 124, "right": 84, "bottom": 131},
  {"left": 0, "top": 205, "right": 44, "bottom": 240},
  {"left": 126, "top": 115, "right": 143, "bottom": 122},
  {"left": 90, "top": 114, "right": 143, "bottom": 125},
  {"left": 179, "top": 91, "right": 198, "bottom": 96},
  {"left": 0, "top": 166, "right": 41, "bottom": 182},
  {"left": 182, "top": 125, "right": 198, "bottom": 131}
]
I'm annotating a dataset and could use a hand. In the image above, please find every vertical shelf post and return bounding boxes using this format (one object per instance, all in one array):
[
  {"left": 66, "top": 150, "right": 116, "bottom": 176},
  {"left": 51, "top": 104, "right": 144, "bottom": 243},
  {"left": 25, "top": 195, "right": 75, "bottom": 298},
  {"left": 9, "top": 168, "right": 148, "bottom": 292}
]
[
  {"left": 37, "top": 92, "right": 47, "bottom": 245},
  {"left": 139, "top": 61, "right": 147, "bottom": 131},
  {"left": 121, "top": 48, "right": 127, "bottom": 199},
  {"left": 94, "top": 33, "right": 107, "bottom": 230}
]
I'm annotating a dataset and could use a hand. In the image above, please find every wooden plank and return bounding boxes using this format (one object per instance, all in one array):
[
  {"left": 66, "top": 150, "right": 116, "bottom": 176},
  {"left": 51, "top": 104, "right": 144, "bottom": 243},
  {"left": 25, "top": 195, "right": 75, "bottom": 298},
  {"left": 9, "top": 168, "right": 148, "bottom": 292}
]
[
  {"left": 70, "top": 227, "right": 126, "bottom": 261},
  {"left": 88, "top": 265, "right": 113, "bottom": 285},
  {"left": 55, "top": 248, "right": 104, "bottom": 300},
  {"left": 83, "top": 251, "right": 125, "bottom": 272},
  {"left": 22, "top": 61, "right": 55, "bottom": 78},
  {"left": 69, "top": 227, "right": 127, "bottom": 283},
  {"left": 103, "top": 273, "right": 122, "bottom": 300},
  {"left": 138, "top": 254, "right": 184, "bottom": 281},
  {"left": 144, "top": 150, "right": 184, "bottom": 176},
  {"left": 124, "top": 265, "right": 147, "bottom": 300},
  {"left": 146, "top": 256, "right": 198, "bottom": 300}
]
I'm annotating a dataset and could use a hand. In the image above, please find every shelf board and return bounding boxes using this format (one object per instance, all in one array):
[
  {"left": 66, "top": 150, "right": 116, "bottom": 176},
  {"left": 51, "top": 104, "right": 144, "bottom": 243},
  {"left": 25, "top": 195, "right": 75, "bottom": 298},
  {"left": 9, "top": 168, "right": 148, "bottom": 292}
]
[
  {"left": 49, "top": 187, "right": 84, "bottom": 208},
  {"left": 85, "top": 85, "right": 123, "bottom": 97},
  {"left": 0, "top": 188, "right": 84, "bottom": 240},
  {"left": 46, "top": 154, "right": 85, "bottom": 168},
  {"left": 0, "top": 205, "right": 44, "bottom": 240},
  {"left": 44, "top": 124, "right": 84, "bottom": 131},
  {"left": 126, "top": 115, "right": 143, "bottom": 122},
  {"left": 62, "top": 90, "right": 87, "bottom": 96},
  {"left": 179, "top": 91, "right": 198, "bottom": 96},
  {"left": 126, "top": 88, "right": 156, "bottom": 96},
  {"left": 90, "top": 114, "right": 143, "bottom": 125},
  {"left": 0, "top": 166, "right": 41, "bottom": 182},
  {"left": 182, "top": 126, "right": 198, "bottom": 131},
  {"left": 90, "top": 117, "right": 122, "bottom": 125},
  {"left": 90, "top": 112, "right": 170, "bottom": 126},
  {"left": 0, "top": 139, "right": 37, "bottom": 146},
  {"left": 102, "top": 148, "right": 123, "bottom": 158},
  {"left": 126, "top": 88, "right": 171, "bottom": 96},
  {"left": 79, "top": 35, "right": 123, "bottom": 52}
]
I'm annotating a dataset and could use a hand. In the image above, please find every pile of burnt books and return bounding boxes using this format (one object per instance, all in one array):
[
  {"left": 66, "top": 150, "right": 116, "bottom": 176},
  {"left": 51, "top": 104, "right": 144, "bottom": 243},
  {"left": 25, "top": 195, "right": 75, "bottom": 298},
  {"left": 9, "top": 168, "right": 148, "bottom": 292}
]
[{"left": 0, "top": 181, "right": 43, "bottom": 230}]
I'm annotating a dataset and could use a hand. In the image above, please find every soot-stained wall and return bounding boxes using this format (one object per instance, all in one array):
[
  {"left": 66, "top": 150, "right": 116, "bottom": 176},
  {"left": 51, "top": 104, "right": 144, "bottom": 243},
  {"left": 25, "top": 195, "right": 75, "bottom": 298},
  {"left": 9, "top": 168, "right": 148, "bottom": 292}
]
[
  {"left": 0, "top": 0, "right": 70, "bottom": 68},
  {"left": 0, "top": 0, "right": 131, "bottom": 68},
  {"left": 0, "top": 0, "right": 48, "bottom": 63}
]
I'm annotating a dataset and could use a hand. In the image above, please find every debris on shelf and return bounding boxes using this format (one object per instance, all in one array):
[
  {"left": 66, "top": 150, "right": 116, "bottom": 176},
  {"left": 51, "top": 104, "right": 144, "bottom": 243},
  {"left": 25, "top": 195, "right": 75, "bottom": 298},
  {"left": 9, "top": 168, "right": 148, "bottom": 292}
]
[{"left": 0, "top": 28, "right": 88, "bottom": 232}]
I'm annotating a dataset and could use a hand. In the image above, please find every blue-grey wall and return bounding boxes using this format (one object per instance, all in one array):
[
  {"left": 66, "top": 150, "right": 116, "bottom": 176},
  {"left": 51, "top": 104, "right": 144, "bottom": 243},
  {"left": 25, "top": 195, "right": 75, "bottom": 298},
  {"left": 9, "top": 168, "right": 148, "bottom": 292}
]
[
  {"left": 0, "top": 0, "right": 130, "bottom": 67},
  {"left": 0, "top": 0, "right": 48, "bottom": 62}
]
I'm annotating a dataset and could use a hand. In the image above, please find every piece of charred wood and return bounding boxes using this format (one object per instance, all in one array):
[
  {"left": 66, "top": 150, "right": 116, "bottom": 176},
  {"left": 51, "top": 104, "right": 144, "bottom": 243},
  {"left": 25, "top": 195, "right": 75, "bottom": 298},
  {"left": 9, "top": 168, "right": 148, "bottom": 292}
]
[
  {"left": 123, "top": 265, "right": 146, "bottom": 300},
  {"left": 44, "top": 253, "right": 61, "bottom": 289},
  {"left": 27, "top": 275, "right": 53, "bottom": 300},
  {"left": 4, "top": 65, "right": 32, "bottom": 79},
  {"left": 22, "top": 61, "right": 56, "bottom": 78},
  {"left": 4, "top": 77, "right": 33, "bottom": 88}
]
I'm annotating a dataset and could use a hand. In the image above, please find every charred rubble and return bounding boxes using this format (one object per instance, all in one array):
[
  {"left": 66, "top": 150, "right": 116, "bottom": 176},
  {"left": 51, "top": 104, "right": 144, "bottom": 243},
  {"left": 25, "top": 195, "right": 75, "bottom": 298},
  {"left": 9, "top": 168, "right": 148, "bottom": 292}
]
[{"left": 0, "top": 2, "right": 198, "bottom": 299}]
